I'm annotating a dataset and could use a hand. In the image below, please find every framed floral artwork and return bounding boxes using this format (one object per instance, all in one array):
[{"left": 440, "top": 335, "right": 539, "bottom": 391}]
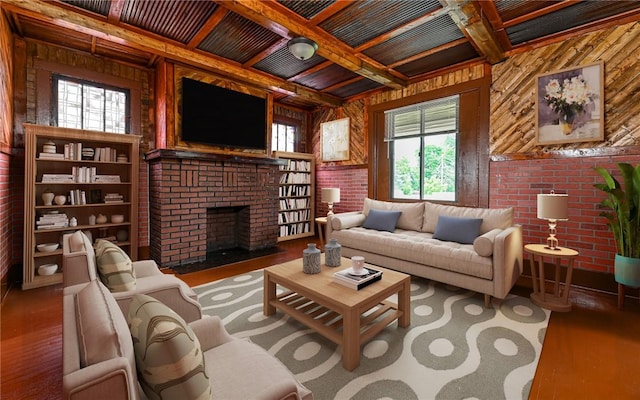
[
  {"left": 321, "top": 117, "right": 350, "bottom": 161},
  {"left": 535, "top": 62, "right": 604, "bottom": 145}
]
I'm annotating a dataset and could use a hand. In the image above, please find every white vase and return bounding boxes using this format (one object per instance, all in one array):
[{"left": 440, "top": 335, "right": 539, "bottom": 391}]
[
  {"left": 54, "top": 195, "right": 66, "bottom": 205},
  {"left": 42, "top": 192, "right": 54, "bottom": 206}
]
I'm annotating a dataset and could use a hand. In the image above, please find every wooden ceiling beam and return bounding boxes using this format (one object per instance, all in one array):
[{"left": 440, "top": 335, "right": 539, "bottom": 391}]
[
  {"left": 502, "top": 0, "right": 580, "bottom": 28},
  {"left": 441, "top": 0, "right": 506, "bottom": 64},
  {"left": 0, "top": 0, "right": 343, "bottom": 107},
  {"left": 217, "top": 0, "right": 406, "bottom": 90},
  {"left": 187, "top": 6, "right": 228, "bottom": 49},
  {"left": 107, "top": 0, "right": 125, "bottom": 24},
  {"left": 308, "top": 0, "right": 352, "bottom": 25},
  {"left": 475, "top": 0, "right": 512, "bottom": 52},
  {"left": 243, "top": 37, "right": 288, "bottom": 68}
]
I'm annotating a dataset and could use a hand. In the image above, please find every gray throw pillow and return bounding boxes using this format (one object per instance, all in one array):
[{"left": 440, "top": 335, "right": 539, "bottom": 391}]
[
  {"left": 362, "top": 209, "right": 402, "bottom": 232},
  {"left": 432, "top": 215, "right": 483, "bottom": 244}
]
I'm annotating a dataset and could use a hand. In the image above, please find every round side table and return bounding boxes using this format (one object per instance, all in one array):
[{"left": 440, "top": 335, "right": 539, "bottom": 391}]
[
  {"left": 315, "top": 216, "right": 327, "bottom": 250},
  {"left": 525, "top": 244, "right": 579, "bottom": 312}
]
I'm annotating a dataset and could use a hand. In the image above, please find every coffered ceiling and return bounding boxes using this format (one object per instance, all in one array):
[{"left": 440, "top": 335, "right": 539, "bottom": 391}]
[{"left": 2, "top": 0, "right": 640, "bottom": 109}]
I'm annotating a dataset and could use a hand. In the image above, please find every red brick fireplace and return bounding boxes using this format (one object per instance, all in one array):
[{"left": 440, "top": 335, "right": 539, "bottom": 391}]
[{"left": 146, "top": 149, "right": 285, "bottom": 267}]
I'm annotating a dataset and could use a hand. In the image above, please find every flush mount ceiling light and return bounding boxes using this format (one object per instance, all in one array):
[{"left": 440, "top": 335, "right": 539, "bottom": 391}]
[{"left": 287, "top": 37, "right": 318, "bottom": 61}]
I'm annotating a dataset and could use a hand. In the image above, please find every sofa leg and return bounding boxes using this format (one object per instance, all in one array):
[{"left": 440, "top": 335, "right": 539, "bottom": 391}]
[{"left": 484, "top": 294, "right": 491, "bottom": 308}]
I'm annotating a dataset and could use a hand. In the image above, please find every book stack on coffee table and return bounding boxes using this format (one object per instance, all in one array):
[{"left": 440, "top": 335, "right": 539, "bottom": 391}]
[{"left": 333, "top": 267, "right": 383, "bottom": 290}]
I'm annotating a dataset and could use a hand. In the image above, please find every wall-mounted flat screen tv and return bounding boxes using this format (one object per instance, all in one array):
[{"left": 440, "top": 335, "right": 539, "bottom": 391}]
[{"left": 180, "top": 77, "right": 267, "bottom": 150}]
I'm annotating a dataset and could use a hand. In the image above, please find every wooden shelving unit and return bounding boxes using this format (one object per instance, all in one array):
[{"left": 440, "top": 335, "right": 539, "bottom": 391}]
[
  {"left": 23, "top": 124, "right": 140, "bottom": 289},
  {"left": 274, "top": 151, "right": 315, "bottom": 242}
]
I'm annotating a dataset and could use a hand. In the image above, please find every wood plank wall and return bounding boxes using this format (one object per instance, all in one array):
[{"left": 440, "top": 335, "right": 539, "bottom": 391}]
[
  {"left": 491, "top": 21, "right": 640, "bottom": 155},
  {"left": 0, "top": 11, "right": 12, "bottom": 152}
]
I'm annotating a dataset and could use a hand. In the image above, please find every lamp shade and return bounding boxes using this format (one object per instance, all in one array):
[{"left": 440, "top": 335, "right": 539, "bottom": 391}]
[
  {"left": 288, "top": 37, "right": 318, "bottom": 60},
  {"left": 321, "top": 188, "right": 340, "bottom": 203},
  {"left": 537, "top": 193, "right": 568, "bottom": 220}
]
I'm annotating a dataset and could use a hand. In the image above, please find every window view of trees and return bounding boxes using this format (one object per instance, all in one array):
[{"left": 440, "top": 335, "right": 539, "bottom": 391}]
[
  {"left": 388, "top": 95, "right": 458, "bottom": 201},
  {"left": 392, "top": 134, "right": 456, "bottom": 200}
]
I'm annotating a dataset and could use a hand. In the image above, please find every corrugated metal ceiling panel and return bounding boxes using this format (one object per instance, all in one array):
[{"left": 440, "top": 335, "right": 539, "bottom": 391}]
[
  {"left": 277, "top": 0, "right": 335, "bottom": 20},
  {"left": 253, "top": 46, "right": 326, "bottom": 80},
  {"left": 321, "top": 0, "right": 442, "bottom": 48},
  {"left": 292, "top": 64, "right": 359, "bottom": 91},
  {"left": 363, "top": 13, "right": 463, "bottom": 66},
  {"left": 507, "top": 1, "right": 640, "bottom": 45},
  {"left": 395, "top": 42, "right": 478, "bottom": 77},
  {"left": 494, "top": 0, "right": 560, "bottom": 22},
  {"left": 327, "top": 78, "right": 383, "bottom": 98},
  {"left": 120, "top": 0, "right": 217, "bottom": 44},
  {"left": 198, "top": 13, "right": 282, "bottom": 64},
  {"left": 61, "top": 0, "right": 110, "bottom": 16}
]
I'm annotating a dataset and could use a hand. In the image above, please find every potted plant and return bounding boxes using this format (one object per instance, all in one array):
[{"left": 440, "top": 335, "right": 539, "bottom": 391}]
[{"left": 593, "top": 163, "right": 640, "bottom": 288}]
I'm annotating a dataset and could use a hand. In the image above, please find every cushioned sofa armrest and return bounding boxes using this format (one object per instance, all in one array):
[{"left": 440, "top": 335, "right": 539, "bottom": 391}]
[
  {"left": 131, "top": 259, "right": 163, "bottom": 278},
  {"left": 327, "top": 211, "right": 365, "bottom": 236},
  {"left": 491, "top": 225, "right": 524, "bottom": 299},
  {"left": 63, "top": 357, "right": 137, "bottom": 400},
  {"left": 189, "top": 315, "right": 235, "bottom": 351},
  {"left": 63, "top": 250, "right": 93, "bottom": 288},
  {"left": 112, "top": 275, "right": 202, "bottom": 323}
]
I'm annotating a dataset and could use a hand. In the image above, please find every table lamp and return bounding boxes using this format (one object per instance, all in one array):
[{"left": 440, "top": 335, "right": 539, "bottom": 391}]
[
  {"left": 537, "top": 191, "right": 569, "bottom": 250},
  {"left": 321, "top": 188, "right": 340, "bottom": 216}
]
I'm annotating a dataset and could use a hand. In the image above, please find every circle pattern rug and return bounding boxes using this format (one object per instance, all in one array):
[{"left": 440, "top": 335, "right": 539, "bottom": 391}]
[{"left": 194, "top": 270, "right": 550, "bottom": 400}]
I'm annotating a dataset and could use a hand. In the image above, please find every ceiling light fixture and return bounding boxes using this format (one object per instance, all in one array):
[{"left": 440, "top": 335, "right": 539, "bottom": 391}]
[{"left": 287, "top": 37, "right": 318, "bottom": 61}]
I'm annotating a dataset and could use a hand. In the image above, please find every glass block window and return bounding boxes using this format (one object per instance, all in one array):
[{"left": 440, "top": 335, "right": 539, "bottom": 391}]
[{"left": 54, "top": 75, "right": 129, "bottom": 134}]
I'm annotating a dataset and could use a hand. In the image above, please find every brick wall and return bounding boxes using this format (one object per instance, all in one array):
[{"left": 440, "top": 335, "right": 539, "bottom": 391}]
[
  {"left": 0, "top": 153, "right": 10, "bottom": 291},
  {"left": 147, "top": 150, "right": 282, "bottom": 267},
  {"left": 490, "top": 155, "right": 639, "bottom": 274},
  {"left": 316, "top": 167, "right": 368, "bottom": 216}
]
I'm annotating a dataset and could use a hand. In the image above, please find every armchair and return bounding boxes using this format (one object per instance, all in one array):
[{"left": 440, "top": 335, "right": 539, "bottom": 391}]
[{"left": 62, "top": 231, "right": 202, "bottom": 323}]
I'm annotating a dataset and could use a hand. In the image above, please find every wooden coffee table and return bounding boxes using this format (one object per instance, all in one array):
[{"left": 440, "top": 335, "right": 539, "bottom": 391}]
[{"left": 264, "top": 256, "right": 411, "bottom": 371}]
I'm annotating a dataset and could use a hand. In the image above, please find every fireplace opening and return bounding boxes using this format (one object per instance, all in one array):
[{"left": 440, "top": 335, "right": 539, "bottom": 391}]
[
  {"left": 206, "top": 206, "right": 250, "bottom": 254},
  {"left": 169, "top": 205, "right": 282, "bottom": 274}
]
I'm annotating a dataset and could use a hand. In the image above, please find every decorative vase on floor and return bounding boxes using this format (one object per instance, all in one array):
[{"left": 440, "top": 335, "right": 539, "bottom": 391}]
[
  {"left": 302, "top": 243, "right": 321, "bottom": 274},
  {"left": 559, "top": 111, "right": 576, "bottom": 135},
  {"left": 325, "top": 239, "right": 342, "bottom": 267}
]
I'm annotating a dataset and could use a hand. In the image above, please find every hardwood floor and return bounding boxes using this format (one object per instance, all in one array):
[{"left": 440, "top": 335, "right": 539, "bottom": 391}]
[{"left": 2, "top": 238, "right": 639, "bottom": 399}]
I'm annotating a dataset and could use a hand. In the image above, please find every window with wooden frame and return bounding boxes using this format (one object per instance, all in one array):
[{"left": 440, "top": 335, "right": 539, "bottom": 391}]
[
  {"left": 369, "top": 77, "right": 490, "bottom": 208},
  {"left": 53, "top": 75, "right": 130, "bottom": 134},
  {"left": 272, "top": 117, "right": 301, "bottom": 152}
]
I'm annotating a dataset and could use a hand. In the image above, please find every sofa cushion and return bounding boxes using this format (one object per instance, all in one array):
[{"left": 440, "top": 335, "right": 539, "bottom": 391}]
[
  {"left": 363, "top": 209, "right": 402, "bottom": 232},
  {"left": 95, "top": 239, "right": 136, "bottom": 292},
  {"left": 75, "top": 280, "right": 134, "bottom": 369},
  {"left": 363, "top": 198, "right": 424, "bottom": 231},
  {"left": 128, "top": 294, "right": 211, "bottom": 400},
  {"left": 473, "top": 228, "right": 502, "bottom": 257},
  {"left": 423, "top": 202, "right": 513, "bottom": 234},
  {"left": 330, "top": 212, "right": 366, "bottom": 230},
  {"left": 433, "top": 215, "right": 483, "bottom": 244}
]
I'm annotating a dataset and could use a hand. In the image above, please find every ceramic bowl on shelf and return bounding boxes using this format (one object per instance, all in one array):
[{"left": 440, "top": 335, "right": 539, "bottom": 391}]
[
  {"left": 111, "top": 214, "right": 124, "bottom": 223},
  {"left": 38, "top": 263, "right": 58, "bottom": 276},
  {"left": 36, "top": 243, "right": 59, "bottom": 253}
]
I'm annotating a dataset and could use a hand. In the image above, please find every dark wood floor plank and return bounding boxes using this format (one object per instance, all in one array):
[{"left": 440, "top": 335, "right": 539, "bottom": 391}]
[{"left": 2, "top": 238, "right": 639, "bottom": 398}]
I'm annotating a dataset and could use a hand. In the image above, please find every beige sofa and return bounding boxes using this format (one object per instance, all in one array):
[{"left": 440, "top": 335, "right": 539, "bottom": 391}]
[
  {"left": 63, "top": 279, "right": 313, "bottom": 400},
  {"left": 327, "top": 199, "right": 523, "bottom": 306}
]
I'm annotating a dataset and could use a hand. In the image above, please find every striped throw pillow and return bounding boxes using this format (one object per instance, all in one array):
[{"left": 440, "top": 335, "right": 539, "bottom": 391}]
[
  {"left": 94, "top": 239, "right": 135, "bottom": 292},
  {"left": 128, "top": 294, "right": 211, "bottom": 400}
]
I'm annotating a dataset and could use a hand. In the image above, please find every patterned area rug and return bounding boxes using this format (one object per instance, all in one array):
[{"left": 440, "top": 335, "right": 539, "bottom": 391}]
[{"left": 193, "top": 270, "right": 550, "bottom": 400}]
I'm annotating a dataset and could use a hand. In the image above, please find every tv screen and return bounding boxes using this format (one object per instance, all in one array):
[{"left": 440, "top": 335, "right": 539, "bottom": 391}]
[{"left": 180, "top": 77, "right": 267, "bottom": 150}]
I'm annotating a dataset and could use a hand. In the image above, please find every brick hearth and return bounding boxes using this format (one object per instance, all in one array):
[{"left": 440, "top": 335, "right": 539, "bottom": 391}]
[{"left": 146, "top": 149, "right": 285, "bottom": 267}]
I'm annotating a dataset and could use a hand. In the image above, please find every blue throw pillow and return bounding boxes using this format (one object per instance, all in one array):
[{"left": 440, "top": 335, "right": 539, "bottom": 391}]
[
  {"left": 432, "top": 215, "right": 483, "bottom": 244},
  {"left": 363, "top": 209, "right": 402, "bottom": 232}
]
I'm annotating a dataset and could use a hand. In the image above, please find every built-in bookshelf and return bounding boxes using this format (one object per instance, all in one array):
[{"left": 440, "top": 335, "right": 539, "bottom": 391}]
[
  {"left": 23, "top": 124, "right": 140, "bottom": 289},
  {"left": 274, "top": 151, "right": 315, "bottom": 242}
]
